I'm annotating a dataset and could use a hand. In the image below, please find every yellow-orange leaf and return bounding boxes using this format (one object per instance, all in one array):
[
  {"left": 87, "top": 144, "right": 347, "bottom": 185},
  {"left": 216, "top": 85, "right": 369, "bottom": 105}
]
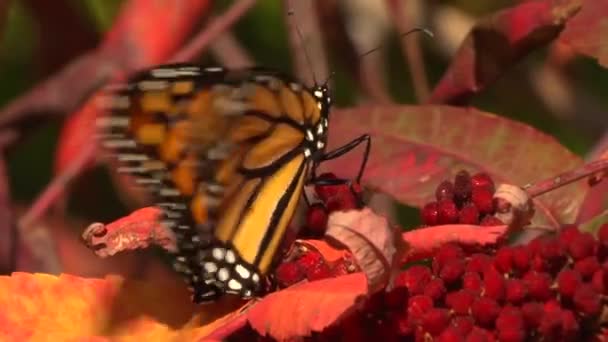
[
  {"left": 247, "top": 272, "right": 369, "bottom": 340},
  {"left": 0, "top": 273, "right": 242, "bottom": 341}
]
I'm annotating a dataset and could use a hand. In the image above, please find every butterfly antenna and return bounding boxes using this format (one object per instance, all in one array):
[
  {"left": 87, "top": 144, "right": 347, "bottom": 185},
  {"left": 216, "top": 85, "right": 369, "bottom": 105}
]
[
  {"left": 358, "top": 27, "right": 434, "bottom": 59},
  {"left": 287, "top": 7, "right": 319, "bottom": 86}
]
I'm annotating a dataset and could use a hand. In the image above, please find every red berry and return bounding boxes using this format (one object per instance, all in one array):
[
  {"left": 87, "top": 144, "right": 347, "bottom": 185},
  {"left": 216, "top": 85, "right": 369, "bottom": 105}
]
[
  {"left": 462, "top": 272, "right": 483, "bottom": 294},
  {"left": 437, "top": 326, "right": 465, "bottom": 342},
  {"left": 471, "top": 297, "right": 500, "bottom": 326},
  {"left": 459, "top": 203, "right": 480, "bottom": 225},
  {"left": 440, "top": 259, "right": 466, "bottom": 284},
  {"left": 479, "top": 215, "right": 504, "bottom": 226},
  {"left": 557, "top": 225, "right": 581, "bottom": 247},
  {"left": 422, "top": 202, "right": 440, "bottom": 226},
  {"left": 560, "top": 309, "right": 579, "bottom": 339},
  {"left": 408, "top": 295, "right": 434, "bottom": 323},
  {"left": 495, "top": 306, "right": 525, "bottom": 333},
  {"left": 275, "top": 262, "right": 304, "bottom": 287},
  {"left": 482, "top": 268, "right": 505, "bottom": 301},
  {"left": 422, "top": 308, "right": 450, "bottom": 336},
  {"left": 598, "top": 223, "right": 608, "bottom": 245},
  {"left": 538, "top": 308, "right": 562, "bottom": 339},
  {"left": 511, "top": 246, "right": 531, "bottom": 274},
  {"left": 305, "top": 203, "right": 328, "bottom": 235},
  {"left": 568, "top": 232, "right": 597, "bottom": 260},
  {"left": 446, "top": 290, "right": 475, "bottom": 315},
  {"left": 466, "top": 327, "right": 495, "bottom": 342},
  {"left": 522, "top": 271, "right": 553, "bottom": 301},
  {"left": 556, "top": 269, "right": 582, "bottom": 298},
  {"left": 574, "top": 256, "right": 600, "bottom": 279},
  {"left": 573, "top": 284, "right": 601, "bottom": 315},
  {"left": 466, "top": 254, "right": 493, "bottom": 274},
  {"left": 306, "top": 262, "right": 332, "bottom": 281},
  {"left": 471, "top": 188, "right": 494, "bottom": 214},
  {"left": 504, "top": 279, "right": 527, "bottom": 304},
  {"left": 395, "top": 266, "right": 432, "bottom": 295},
  {"left": 453, "top": 170, "right": 472, "bottom": 206},
  {"left": 438, "top": 199, "right": 459, "bottom": 224},
  {"left": 314, "top": 173, "right": 339, "bottom": 200},
  {"left": 521, "top": 302, "right": 543, "bottom": 329},
  {"left": 591, "top": 269, "right": 607, "bottom": 294},
  {"left": 326, "top": 191, "right": 357, "bottom": 212},
  {"left": 424, "top": 278, "right": 447, "bottom": 302},
  {"left": 436, "top": 180, "right": 455, "bottom": 201},
  {"left": 434, "top": 243, "right": 465, "bottom": 273},
  {"left": 451, "top": 316, "right": 474, "bottom": 336},
  {"left": 471, "top": 173, "right": 495, "bottom": 193},
  {"left": 493, "top": 247, "right": 514, "bottom": 274},
  {"left": 538, "top": 238, "right": 567, "bottom": 273}
]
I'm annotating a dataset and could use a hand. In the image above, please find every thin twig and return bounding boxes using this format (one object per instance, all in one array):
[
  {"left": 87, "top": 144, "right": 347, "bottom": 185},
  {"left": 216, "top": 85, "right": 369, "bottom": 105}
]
[
  {"left": 386, "top": 0, "right": 431, "bottom": 103},
  {"left": 170, "top": 0, "right": 258, "bottom": 63},
  {"left": 523, "top": 158, "right": 608, "bottom": 198}
]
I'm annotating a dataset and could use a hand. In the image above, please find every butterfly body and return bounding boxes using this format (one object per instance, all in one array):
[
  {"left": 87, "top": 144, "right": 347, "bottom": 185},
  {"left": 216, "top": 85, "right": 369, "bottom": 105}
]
[{"left": 99, "top": 64, "right": 332, "bottom": 303}]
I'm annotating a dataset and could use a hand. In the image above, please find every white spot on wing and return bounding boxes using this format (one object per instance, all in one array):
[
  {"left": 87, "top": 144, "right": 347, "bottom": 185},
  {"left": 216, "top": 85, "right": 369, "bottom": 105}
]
[
  {"left": 304, "top": 149, "right": 312, "bottom": 158},
  {"left": 228, "top": 279, "right": 243, "bottom": 290},
  {"left": 225, "top": 250, "right": 236, "bottom": 264},
  {"left": 235, "top": 264, "right": 251, "bottom": 279},
  {"left": 204, "top": 262, "right": 218, "bottom": 273},
  {"left": 305, "top": 130, "right": 314, "bottom": 141},
  {"left": 252, "top": 273, "right": 260, "bottom": 283},
  {"left": 218, "top": 268, "right": 230, "bottom": 281},
  {"left": 151, "top": 68, "right": 178, "bottom": 78},
  {"left": 212, "top": 247, "right": 226, "bottom": 260}
]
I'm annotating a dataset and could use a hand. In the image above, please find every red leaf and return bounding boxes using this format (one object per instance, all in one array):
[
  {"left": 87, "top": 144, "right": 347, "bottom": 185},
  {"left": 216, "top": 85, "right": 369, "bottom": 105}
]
[
  {"left": 403, "top": 225, "right": 508, "bottom": 262},
  {"left": 428, "top": 0, "right": 581, "bottom": 105},
  {"left": 560, "top": 0, "right": 608, "bottom": 67},
  {"left": 324, "top": 105, "right": 584, "bottom": 229},
  {"left": 247, "top": 273, "right": 369, "bottom": 340}
]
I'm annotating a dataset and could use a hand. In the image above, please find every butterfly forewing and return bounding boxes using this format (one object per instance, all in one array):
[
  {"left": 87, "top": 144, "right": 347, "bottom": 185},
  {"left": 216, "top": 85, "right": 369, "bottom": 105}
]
[{"left": 99, "top": 64, "right": 328, "bottom": 303}]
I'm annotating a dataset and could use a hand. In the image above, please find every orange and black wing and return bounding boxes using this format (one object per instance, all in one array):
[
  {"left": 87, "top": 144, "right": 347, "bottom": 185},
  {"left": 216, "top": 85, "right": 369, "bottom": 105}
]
[{"left": 98, "top": 64, "right": 327, "bottom": 302}]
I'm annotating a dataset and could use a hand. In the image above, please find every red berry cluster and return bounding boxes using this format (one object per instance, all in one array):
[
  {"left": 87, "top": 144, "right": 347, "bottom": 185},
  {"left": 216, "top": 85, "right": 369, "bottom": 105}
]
[
  {"left": 309, "top": 224, "right": 608, "bottom": 341},
  {"left": 274, "top": 248, "right": 349, "bottom": 289},
  {"left": 421, "top": 170, "right": 503, "bottom": 227},
  {"left": 302, "top": 173, "right": 363, "bottom": 237}
]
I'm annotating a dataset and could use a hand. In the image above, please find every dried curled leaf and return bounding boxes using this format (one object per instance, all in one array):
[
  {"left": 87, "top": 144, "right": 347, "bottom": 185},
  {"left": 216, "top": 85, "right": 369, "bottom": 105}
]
[
  {"left": 247, "top": 273, "right": 369, "bottom": 340},
  {"left": 494, "top": 184, "right": 535, "bottom": 231},
  {"left": 325, "top": 208, "right": 406, "bottom": 293},
  {"left": 82, "top": 206, "right": 176, "bottom": 257}
]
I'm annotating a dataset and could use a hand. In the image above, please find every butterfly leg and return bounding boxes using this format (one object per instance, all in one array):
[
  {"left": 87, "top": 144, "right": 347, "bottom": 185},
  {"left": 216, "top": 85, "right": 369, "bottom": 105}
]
[{"left": 308, "top": 134, "right": 371, "bottom": 207}]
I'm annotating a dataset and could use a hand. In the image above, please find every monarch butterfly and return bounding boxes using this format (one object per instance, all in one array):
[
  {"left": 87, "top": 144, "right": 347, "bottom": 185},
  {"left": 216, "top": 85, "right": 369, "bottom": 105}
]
[{"left": 98, "top": 64, "right": 369, "bottom": 303}]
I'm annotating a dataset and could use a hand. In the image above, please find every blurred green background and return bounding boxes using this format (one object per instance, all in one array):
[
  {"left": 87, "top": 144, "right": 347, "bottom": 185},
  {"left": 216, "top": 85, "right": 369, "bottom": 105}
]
[{"left": 1, "top": 0, "right": 605, "bottom": 226}]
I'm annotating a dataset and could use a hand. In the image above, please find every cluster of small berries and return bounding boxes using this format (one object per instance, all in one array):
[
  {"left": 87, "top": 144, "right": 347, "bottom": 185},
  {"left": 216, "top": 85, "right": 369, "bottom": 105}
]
[
  {"left": 311, "top": 223, "right": 608, "bottom": 341},
  {"left": 421, "top": 170, "right": 503, "bottom": 226},
  {"left": 302, "top": 173, "right": 363, "bottom": 237}
]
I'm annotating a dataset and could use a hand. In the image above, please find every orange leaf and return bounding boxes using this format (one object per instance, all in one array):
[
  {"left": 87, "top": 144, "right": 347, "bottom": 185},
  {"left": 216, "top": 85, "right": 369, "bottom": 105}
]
[
  {"left": 0, "top": 272, "right": 242, "bottom": 341},
  {"left": 247, "top": 273, "right": 369, "bottom": 340}
]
